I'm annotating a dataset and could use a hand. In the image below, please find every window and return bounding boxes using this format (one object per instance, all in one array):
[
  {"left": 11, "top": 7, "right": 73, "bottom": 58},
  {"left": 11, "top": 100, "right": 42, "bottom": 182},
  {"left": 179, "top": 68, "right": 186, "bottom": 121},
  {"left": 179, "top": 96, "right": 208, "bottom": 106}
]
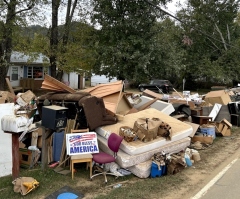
[
  {"left": 27, "top": 66, "right": 43, "bottom": 79},
  {"left": 11, "top": 67, "right": 18, "bottom": 81}
]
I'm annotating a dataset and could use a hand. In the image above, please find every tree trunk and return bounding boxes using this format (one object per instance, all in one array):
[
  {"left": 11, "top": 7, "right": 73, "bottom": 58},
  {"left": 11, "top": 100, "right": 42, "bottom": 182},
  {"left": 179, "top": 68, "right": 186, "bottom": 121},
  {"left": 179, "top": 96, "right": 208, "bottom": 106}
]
[
  {"left": 0, "top": 0, "right": 17, "bottom": 90},
  {"left": 50, "top": 0, "right": 60, "bottom": 78}
]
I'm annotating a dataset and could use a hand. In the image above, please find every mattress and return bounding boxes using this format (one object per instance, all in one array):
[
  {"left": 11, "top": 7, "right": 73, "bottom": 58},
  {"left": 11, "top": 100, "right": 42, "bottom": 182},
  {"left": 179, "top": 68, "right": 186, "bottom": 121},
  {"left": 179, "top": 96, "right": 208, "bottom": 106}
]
[
  {"left": 97, "top": 135, "right": 191, "bottom": 168},
  {"left": 127, "top": 160, "right": 152, "bottom": 179},
  {"left": 95, "top": 108, "right": 193, "bottom": 155}
]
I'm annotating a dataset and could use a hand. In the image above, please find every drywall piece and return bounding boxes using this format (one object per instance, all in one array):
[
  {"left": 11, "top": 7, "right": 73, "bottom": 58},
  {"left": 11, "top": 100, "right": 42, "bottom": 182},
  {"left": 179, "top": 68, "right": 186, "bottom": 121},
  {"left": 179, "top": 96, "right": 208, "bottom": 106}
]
[
  {"left": 208, "top": 103, "right": 222, "bottom": 121},
  {"left": 133, "top": 95, "right": 175, "bottom": 115}
]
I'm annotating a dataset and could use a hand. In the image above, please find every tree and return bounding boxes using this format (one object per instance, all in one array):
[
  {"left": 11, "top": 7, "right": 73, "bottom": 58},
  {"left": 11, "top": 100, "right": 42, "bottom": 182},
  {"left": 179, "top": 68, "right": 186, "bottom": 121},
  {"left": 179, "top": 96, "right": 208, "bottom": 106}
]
[
  {"left": 147, "top": 18, "right": 186, "bottom": 87},
  {"left": 90, "top": 0, "right": 170, "bottom": 84},
  {"left": 0, "top": 0, "right": 42, "bottom": 90},
  {"left": 176, "top": 0, "right": 240, "bottom": 88}
]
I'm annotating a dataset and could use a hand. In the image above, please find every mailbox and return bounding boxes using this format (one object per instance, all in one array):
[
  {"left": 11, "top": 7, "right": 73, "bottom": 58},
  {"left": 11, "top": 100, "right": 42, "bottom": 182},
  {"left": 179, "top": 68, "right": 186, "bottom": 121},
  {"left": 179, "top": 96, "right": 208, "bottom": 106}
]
[{"left": 42, "top": 105, "right": 68, "bottom": 130}]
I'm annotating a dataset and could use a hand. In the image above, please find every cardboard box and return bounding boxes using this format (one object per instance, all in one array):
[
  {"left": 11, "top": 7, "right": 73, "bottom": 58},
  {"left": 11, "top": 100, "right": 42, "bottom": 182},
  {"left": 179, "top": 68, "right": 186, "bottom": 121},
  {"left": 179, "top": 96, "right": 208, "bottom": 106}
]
[
  {"left": 208, "top": 119, "right": 232, "bottom": 136},
  {"left": 0, "top": 91, "right": 15, "bottom": 103},
  {"left": 204, "top": 90, "right": 231, "bottom": 105},
  {"left": 191, "top": 134, "right": 214, "bottom": 144},
  {"left": 16, "top": 90, "right": 35, "bottom": 106},
  {"left": 0, "top": 99, "right": 5, "bottom": 104}
]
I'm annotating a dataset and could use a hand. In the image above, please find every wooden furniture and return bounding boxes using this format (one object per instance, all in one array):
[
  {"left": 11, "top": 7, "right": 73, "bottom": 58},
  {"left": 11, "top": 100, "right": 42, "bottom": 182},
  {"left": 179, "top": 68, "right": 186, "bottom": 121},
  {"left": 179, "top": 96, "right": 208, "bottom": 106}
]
[
  {"left": 70, "top": 154, "right": 93, "bottom": 180},
  {"left": 70, "top": 129, "right": 92, "bottom": 180},
  {"left": 192, "top": 115, "right": 212, "bottom": 125}
]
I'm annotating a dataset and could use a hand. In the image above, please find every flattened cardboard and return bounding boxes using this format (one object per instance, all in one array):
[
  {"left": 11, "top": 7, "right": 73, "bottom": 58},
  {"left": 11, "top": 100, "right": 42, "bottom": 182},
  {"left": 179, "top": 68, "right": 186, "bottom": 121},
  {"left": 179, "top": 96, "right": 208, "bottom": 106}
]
[{"left": 184, "top": 121, "right": 200, "bottom": 138}]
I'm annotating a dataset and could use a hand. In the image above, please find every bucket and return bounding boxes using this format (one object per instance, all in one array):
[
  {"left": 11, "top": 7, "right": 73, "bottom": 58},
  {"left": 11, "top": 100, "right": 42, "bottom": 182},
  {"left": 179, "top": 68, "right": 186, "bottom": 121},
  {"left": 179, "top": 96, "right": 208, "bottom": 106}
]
[{"left": 200, "top": 125, "right": 216, "bottom": 139}]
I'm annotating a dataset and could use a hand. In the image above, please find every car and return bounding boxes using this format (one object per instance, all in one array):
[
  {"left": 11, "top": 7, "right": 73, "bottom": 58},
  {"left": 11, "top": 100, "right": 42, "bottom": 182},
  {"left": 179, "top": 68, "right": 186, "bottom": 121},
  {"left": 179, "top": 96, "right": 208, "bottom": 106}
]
[{"left": 138, "top": 79, "right": 173, "bottom": 94}]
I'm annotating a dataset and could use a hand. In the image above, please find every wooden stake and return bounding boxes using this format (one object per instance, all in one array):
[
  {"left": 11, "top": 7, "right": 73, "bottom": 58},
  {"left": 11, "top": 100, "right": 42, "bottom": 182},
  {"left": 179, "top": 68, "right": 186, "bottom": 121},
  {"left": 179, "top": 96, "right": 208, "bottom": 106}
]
[{"left": 173, "top": 88, "right": 184, "bottom": 99}]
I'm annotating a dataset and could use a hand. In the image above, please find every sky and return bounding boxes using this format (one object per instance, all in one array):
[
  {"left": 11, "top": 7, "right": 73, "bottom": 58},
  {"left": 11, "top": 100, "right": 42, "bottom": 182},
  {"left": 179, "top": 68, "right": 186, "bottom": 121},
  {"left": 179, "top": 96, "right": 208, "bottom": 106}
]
[{"left": 37, "top": 0, "right": 181, "bottom": 26}]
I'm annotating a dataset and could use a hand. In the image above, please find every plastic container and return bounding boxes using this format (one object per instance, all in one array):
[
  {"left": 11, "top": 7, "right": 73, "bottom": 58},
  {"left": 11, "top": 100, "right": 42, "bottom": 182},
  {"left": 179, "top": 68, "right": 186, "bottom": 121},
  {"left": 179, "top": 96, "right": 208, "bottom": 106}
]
[
  {"left": 150, "top": 162, "right": 167, "bottom": 178},
  {"left": 200, "top": 126, "right": 216, "bottom": 139}
]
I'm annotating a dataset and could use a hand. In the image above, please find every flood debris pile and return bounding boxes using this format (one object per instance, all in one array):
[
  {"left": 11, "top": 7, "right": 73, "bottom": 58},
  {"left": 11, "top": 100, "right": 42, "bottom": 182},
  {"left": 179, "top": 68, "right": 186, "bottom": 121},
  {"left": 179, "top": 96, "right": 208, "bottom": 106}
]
[{"left": 1, "top": 75, "right": 239, "bottom": 194}]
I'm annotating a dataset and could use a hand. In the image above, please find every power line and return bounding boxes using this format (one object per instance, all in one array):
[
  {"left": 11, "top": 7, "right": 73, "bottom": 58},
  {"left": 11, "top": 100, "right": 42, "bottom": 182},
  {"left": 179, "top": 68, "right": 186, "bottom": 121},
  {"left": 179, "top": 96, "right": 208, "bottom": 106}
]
[{"left": 144, "top": 0, "right": 238, "bottom": 49}]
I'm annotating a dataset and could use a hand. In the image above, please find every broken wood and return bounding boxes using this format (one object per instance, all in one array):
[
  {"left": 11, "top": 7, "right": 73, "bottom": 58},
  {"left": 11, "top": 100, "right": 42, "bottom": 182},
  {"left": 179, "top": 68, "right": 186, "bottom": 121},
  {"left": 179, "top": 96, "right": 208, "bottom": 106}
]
[
  {"left": 41, "top": 74, "right": 76, "bottom": 93},
  {"left": 173, "top": 88, "right": 184, "bottom": 99},
  {"left": 5, "top": 78, "right": 15, "bottom": 95}
]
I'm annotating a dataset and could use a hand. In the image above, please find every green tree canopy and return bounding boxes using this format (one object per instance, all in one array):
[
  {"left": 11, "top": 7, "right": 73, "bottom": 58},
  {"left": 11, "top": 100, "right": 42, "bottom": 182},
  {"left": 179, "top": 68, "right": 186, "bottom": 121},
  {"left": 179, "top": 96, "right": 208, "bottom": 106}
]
[{"left": 90, "top": 0, "right": 171, "bottom": 84}]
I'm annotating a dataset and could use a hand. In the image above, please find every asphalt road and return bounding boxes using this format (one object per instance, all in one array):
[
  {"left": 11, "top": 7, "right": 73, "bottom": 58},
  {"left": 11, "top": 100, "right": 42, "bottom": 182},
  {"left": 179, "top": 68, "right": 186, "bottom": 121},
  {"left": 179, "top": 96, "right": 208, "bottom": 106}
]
[{"left": 191, "top": 155, "right": 240, "bottom": 199}]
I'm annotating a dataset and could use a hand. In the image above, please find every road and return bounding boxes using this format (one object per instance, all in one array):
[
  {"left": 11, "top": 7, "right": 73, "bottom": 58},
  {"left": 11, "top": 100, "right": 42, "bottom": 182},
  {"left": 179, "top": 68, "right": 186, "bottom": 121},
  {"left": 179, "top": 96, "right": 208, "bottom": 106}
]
[{"left": 191, "top": 150, "right": 240, "bottom": 199}]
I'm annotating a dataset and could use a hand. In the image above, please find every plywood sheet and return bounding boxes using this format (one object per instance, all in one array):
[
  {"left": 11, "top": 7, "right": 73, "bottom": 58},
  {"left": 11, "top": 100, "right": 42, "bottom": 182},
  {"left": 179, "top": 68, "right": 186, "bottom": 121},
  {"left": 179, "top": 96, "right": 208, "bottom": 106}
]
[
  {"left": 83, "top": 81, "right": 123, "bottom": 98},
  {"left": 41, "top": 74, "right": 76, "bottom": 93}
]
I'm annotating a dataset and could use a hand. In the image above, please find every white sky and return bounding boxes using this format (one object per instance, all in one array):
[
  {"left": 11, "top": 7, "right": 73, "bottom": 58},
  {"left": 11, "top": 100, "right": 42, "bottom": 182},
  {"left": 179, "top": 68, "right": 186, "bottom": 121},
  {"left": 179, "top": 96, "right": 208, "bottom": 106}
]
[
  {"left": 35, "top": 0, "right": 180, "bottom": 26},
  {"left": 166, "top": 0, "right": 180, "bottom": 14}
]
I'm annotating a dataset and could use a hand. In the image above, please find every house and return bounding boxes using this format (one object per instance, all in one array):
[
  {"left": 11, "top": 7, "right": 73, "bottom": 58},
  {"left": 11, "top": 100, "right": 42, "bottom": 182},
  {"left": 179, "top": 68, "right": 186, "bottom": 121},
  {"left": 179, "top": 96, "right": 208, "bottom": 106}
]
[
  {"left": 7, "top": 52, "right": 83, "bottom": 91},
  {"left": 7, "top": 52, "right": 49, "bottom": 91}
]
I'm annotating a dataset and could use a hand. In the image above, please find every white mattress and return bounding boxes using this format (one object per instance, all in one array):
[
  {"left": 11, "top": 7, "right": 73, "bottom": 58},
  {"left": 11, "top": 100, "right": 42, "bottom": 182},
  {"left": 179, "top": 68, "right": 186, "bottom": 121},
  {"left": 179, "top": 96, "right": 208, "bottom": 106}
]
[
  {"left": 96, "top": 108, "right": 193, "bottom": 155},
  {"left": 97, "top": 135, "right": 191, "bottom": 168},
  {"left": 127, "top": 160, "right": 152, "bottom": 179}
]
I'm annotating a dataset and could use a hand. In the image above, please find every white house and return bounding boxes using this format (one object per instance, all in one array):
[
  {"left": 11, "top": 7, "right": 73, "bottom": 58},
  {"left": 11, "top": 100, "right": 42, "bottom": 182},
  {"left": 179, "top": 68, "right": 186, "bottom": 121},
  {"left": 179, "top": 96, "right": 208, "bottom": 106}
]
[{"left": 7, "top": 52, "right": 82, "bottom": 90}]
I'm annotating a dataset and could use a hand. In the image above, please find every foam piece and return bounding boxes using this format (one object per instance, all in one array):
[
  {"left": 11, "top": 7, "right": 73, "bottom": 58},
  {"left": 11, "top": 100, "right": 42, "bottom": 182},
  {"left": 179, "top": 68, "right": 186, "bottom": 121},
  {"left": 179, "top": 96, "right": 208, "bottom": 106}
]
[
  {"left": 96, "top": 108, "right": 193, "bottom": 155},
  {"left": 97, "top": 135, "right": 190, "bottom": 168}
]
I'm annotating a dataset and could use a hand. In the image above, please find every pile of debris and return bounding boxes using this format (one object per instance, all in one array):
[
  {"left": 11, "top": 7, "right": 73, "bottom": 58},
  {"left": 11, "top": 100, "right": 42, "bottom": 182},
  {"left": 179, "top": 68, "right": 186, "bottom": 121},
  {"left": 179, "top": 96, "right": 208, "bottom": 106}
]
[{"left": 0, "top": 75, "right": 238, "bottom": 181}]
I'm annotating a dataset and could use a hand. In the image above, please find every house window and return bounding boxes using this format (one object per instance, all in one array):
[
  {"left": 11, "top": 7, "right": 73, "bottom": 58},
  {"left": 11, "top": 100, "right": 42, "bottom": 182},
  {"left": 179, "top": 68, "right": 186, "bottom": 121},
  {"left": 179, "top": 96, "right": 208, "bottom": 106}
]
[
  {"left": 11, "top": 67, "right": 18, "bottom": 80},
  {"left": 27, "top": 66, "right": 43, "bottom": 79}
]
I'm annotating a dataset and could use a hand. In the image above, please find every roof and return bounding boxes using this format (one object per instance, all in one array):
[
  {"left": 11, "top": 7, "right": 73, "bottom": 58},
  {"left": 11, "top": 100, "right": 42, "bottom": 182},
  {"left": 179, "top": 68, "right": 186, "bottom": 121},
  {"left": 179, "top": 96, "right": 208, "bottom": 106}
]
[{"left": 10, "top": 51, "right": 49, "bottom": 64}]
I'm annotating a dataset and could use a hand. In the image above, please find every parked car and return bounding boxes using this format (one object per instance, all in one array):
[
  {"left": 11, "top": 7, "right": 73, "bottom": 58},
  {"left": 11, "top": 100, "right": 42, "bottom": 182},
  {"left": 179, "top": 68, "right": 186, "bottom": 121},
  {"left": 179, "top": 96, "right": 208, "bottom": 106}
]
[{"left": 138, "top": 79, "right": 173, "bottom": 94}]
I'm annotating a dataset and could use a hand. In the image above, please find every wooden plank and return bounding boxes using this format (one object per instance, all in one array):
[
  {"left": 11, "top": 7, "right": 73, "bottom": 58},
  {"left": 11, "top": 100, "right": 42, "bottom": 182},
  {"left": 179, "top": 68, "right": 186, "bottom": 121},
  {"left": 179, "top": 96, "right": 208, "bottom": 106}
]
[
  {"left": 42, "top": 80, "right": 63, "bottom": 89},
  {"left": 41, "top": 127, "right": 52, "bottom": 170},
  {"left": 41, "top": 80, "right": 65, "bottom": 91},
  {"left": 12, "top": 133, "right": 19, "bottom": 180},
  {"left": 59, "top": 119, "right": 76, "bottom": 167},
  {"left": 44, "top": 74, "right": 76, "bottom": 93},
  {"left": 5, "top": 78, "right": 15, "bottom": 95},
  {"left": 142, "top": 89, "right": 163, "bottom": 99}
]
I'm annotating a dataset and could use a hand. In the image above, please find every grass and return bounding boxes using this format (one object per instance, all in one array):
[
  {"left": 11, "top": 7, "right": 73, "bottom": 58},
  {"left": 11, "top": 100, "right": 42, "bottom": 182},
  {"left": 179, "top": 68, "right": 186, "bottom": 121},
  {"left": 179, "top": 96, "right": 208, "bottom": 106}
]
[
  {"left": 2, "top": 128, "right": 240, "bottom": 199},
  {"left": 0, "top": 161, "right": 196, "bottom": 199}
]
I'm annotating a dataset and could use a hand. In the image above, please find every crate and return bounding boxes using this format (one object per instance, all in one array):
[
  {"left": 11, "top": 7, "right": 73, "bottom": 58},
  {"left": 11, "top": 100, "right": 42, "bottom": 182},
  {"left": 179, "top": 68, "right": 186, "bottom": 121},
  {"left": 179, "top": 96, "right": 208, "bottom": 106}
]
[
  {"left": 150, "top": 162, "right": 167, "bottom": 178},
  {"left": 19, "top": 148, "right": 33, "bottom": 168}
]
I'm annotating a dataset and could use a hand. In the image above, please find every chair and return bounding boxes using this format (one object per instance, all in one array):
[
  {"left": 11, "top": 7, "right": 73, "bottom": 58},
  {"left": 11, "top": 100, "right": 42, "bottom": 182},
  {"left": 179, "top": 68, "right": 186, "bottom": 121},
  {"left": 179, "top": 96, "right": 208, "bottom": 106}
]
[
  {"left": 90, "top": 133, "right": 123, "bottom": 183},
  {"left": 70, "top": 128, "right": 93, "bottom": 180}
]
